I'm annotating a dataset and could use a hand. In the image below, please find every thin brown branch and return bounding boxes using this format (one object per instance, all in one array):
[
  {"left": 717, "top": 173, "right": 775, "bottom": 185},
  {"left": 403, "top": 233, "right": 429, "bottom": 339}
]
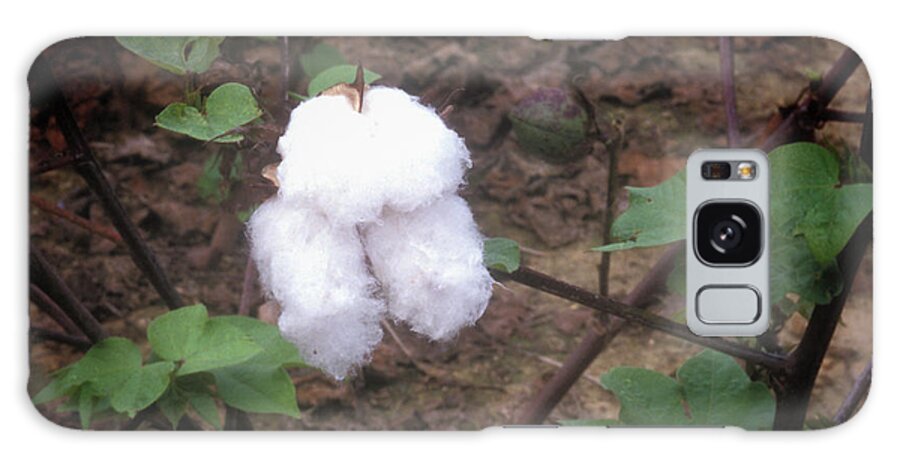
[
  {"left": 820, "top": 109, "right": 867, "bottom": 123},
  {"left": 762, "top": 48, "right": 861, "bottom": 151},
  {"left": 29, "top": 283, "right": 83, "bottom": 336},
  {"left": 29, "top": 54, "right": 184, "bottom": 310},
  {"left": 516, "top": 242, "right": 683, "bottom": 424},
  {"left": 495, "top": 261, "right": 787, "bottom": 369},
  {"left": 30, "top": 194, "right": 123, "bottom": 244},
  {"left": 719, "top": 37, "right": 741, "bottom": 147},
  {"left": 833, "top": 360, "right": 872, "bottom": 424},
  {"left": 29, "top": 327, "right": 91, "bottom": 350},
  {"left": 30, "top": 246, "right": 107, "bottom": 343}
]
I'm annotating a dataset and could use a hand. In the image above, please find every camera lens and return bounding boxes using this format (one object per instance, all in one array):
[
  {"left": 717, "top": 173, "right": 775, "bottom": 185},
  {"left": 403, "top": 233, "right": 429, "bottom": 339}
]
[
  {"left": 711, "top": 218, "right": 743, "bottom": 251},
  {"left": 695, "top": 202, "right": 762, "bottom": 265}
]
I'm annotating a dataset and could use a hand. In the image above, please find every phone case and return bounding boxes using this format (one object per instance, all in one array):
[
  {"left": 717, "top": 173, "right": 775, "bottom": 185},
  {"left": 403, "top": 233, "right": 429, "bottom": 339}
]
[{"left": 27, "top": 36, "right": 872, "bottom": 431}]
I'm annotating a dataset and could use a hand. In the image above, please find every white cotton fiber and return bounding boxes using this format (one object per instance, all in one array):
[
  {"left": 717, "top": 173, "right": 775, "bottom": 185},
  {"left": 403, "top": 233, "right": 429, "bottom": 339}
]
[
  {"left": 276, "top": 86, "right": 471, "bottom": 225},
  {"left": 249, "top": 85, "right": 495, "bottom": 380},
  {"left": 247, "top": 197, "right": 384, "bottom": 379},
  {"left": 363, "top": 195, "right": 494, "bottom": 341}
]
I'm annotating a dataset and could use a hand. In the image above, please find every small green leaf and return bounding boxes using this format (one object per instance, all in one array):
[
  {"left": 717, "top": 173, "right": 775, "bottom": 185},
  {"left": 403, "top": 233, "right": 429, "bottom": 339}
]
[
  {"left": 213, "top": 364, "right": 300, "bottom": 418},
  {"left": 197, "top": 152, "right": 242, "bottom": 204},
  {"left": 300, "top": 43, "right": 347, "bottom": 78},
  {"left": 109, "top": 361, "right": 175, "bottom": 417},
  {"left": 148, "top": 304, "right": 208, "bottom": 362},
  {"left": 600, "top": 367, "right": 690, "bottom": 426},
  {"left": 770, "top": 143, "right": 872, "bottom": 265},
  {"left": 600, "top": 350, "right": 776, "bottom": 429},
  {"left": 178, "top": 319, "right": 262, "bottom": 376},
  {"left": 77, "top": 386, "right": 96, "bottom": 430},
  {"left": 66, "top": 337, "right": 143, "bottom": 395},
  {"left": 676, "top": 350, "right": 775, "bottom": 430},
  {"left": 32, "top": 367, "right": 76, "bottom": 405},
  {"left": 483, "top": 237, "right": 521, "bottom": 273},
  {"left": 188, "top": 392, "right": 222, "bottom": 430},
  {"left": 156, "top": 388, "right": 188, "bottom": 429},
  {"left": 116, "top": 37, "right": 223, "bottom": 75},
  {"left": 217, "top": 316, "right": 303, "bottom": 367},
  {"left": 307, "top": 65, "right": 381, "bottom": 98},
  {"left": 156, "top": 83, "right": 262, "bottom": 143},
  {"left": 594, "top": 170, "right": 686, "bottom": 252}
]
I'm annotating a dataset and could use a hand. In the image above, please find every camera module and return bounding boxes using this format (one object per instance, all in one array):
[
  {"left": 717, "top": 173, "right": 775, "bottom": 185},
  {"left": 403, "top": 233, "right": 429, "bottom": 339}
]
[{"left": 694, "top": 201, "right": 762, "bottom": 265}]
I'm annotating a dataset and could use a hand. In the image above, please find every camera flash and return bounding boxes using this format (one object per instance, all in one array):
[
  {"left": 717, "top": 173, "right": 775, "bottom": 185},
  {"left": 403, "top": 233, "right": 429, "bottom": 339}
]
[{"left": 737, "top": 162, "right": 756, "bottom": 180}]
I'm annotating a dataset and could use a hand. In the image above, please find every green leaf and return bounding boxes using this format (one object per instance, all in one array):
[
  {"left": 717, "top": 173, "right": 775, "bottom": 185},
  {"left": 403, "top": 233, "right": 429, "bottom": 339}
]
[
  {"left": 156, "top": 83, "right": 262, "bottom": 143},
  {"left": 156, "top": 388, "right": 188, "bottom": 429},
  {"left": 300, "top": 43, "right": 347, "bottom": 78},
  {"left": 217, "top": 316, "right": 303, "bottom": 367},
  {"left": 148, "top": 304, "right": 208, "bottom": 362},
  {"left": 593, "top": 170, "right": 686, "bottom": 252},
  {"left": 483, "top": 237, "right": 521, "bottom": 273},
  {"left": 197, "top": 152, "right": 242, "bottom": 204},
  {"left": 600, "top": 367, "right": 690, "bottom": 426},
  {"left": 32, "top": 366, "right": 76, "bottom": 405},
  {"left": 188, "top": 392, "right": 222, "bottom": 430},
  {"left": 769, "top": 143, "right": 872, "bottom": 265},
  {"left": 599, "top": 350, "right": 776, "bottom": 429},
  {"left": 509, "top": 87, "right": 589, "bottom": 163},
  {"left": 676, "top": 350, "right": 776, "bottom": 430},
  {"left": 178, "top": 319, "right": 262, "bottom": 376},
  {"left": 109, "top": 361, "right": 175, "bottom": 417},
  {"left": 116, "top": 37, "right": 223, "bottom": 75},
  {"left": 66, "top": 337, "right": 143, "bottom": 395},
  {"left": 307, "top": 65, "right": 381, "bottom": 97},
  {"left": 77, "top": 386, "right": 97, "bottom": 430},
  {"left": 213, "top": 364, "right": 300, "bottom": 418}
]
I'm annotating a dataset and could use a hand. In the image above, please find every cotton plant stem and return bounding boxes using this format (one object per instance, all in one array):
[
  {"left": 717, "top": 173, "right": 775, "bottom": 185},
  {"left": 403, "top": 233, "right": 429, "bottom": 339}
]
[
  {"left": 772, "top": 214, "right": 872, "bottom": 430},
  {"left": 29, "top": 283, "right": 83, "bottom": 337},
  {"left": 29, "top": 246, "right": 107, "bottom": 343},
  {"left": 29, "top": 54, "right": 184, "bottom": 310},
  {"left": 29, "top": 327, "right": 91, "bottom": 350},
  {"left": 502, "top": 265, "right": 786, "bottom": 365},
  {"left": 833, "top": 360, "right": 872, "bottom": 424},
  {"left": 515, "top": 242, "right": 683, "bottom": 424},
  {"left": 719, "top": 37, "right": 741, "bottom": 148},
  {"left": 761, "top": 48, "right": 861, "bottom": 151}
]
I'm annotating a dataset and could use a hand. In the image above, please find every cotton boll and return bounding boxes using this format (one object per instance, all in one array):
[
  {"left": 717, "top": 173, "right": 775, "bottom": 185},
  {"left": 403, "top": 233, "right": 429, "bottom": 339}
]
[
  {"left": 276, "top": 86, "right": 471, "bottom": 225},
  {"left": 247, "top": 197, "right": 384, "bottom": 379},
  {"left": 363, "top": 195, "right": 493, "bottom": 341}
]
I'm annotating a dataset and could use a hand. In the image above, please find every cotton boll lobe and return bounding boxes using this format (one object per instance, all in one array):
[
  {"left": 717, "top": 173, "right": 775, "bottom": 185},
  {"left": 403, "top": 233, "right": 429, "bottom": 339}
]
[
  {"left": 363, "top": 195, "right": 494, "bottom": 341},
  {"left": 247, "top": 197, "right": 384, "bottom": 379},
  {"left": 276, "top": 86, "right": 471, "bottom": 225}
]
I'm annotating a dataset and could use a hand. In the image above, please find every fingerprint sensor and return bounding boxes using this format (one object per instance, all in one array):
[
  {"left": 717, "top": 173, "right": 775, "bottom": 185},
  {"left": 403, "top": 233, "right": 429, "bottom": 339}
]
[{"left": 696, "top": 286, "right": 761, "bottom": 324}]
